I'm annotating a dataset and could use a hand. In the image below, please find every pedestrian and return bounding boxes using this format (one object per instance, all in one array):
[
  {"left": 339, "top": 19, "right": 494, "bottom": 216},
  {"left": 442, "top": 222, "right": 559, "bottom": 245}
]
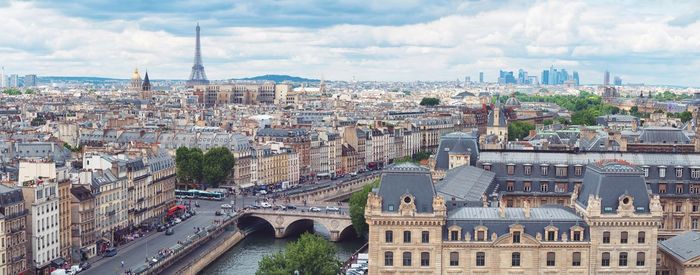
[{"left": 121, "top": 260, "right": 124, "bottom": 268}]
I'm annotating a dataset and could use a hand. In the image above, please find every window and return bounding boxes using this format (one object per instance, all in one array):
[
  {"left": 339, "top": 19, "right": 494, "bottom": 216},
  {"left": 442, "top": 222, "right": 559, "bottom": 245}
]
[
  {"left": 511, "top": 252, "right": 521, "bottom": 267},
  {"left": 676, "top": 167, "right": 683, "bottom": 178},
  {"left": 676, "top": 184, "right": 684, "bottom": 194},
  {"left": 449, "top": 252, "right": 459, "bottom": 266},
  {"left": 420, "top": 252, "right": 430, "bottom": 266},
  {"left": 506, "top": 181, "right": 514, "bottom": 191},
  {"left": 659, "top": 183, "right": 667, "bottom": 194},
  {"left": 403, "top": 252, "right": 412, "bottom": 266},
  {"left": 659, "top": 167, "right": 666, "bottom": 178},
  {"left": 676, "top": 203, "right": 683, "bottom": 212},
  {"left": 601, "top": 252, "right": 610, "bottom": 266},
  {"left": 385, "top": 231, "right": 393, "bottom": 243},
  {"left": 573, "top": 231, "right": 581, "bottom": 241},
  {"left": 547, "top": 231, "right": 556, "bottom": 241},
  {"left": 384, "top": 251, "right": 393, "bottom": 266},
  {"left": 476, "top": 252, "right": 485, "bottom": 266},
  {"left": 675, "top": 218, "right": 682, "bottom": 229},
  {"left": 524, "top": 165, "right": 532, "bottom": 175},
  {"left": 694, "top": 204, "right": 699, "bottom": 212},
  {"left": 637, "top": 232, "right": 645, "bottom": 244},
  {"left": 507, "top": 200, "right": 514, "bottom": 207},
  {"left": 388, "top": 204, "right": 394, "bottom": 211},
  {"left": 524, "top": 181, "right": 531, "bottom": 192},
  {"left": 620, "top": 231, "right": 628, "bottom": 243},
  {"left": 476, "top": 230, "right": 485, "bottom": 241},
  {"left": 619, "top": 252, "right": 628, "bottom": 266},
  {"left": 556, "top": 166, "right": 567, "bottom": 177},
  {"left": 555, "top": 183, "right": 567, "bottom": 193},
  {"left": 643, "top": 167, "right": 649, "bottom": 177},
  {"left": 512, "top": 232, "right": 520, "bottom": 243},
  {"left": 636, "top": 252, "right": 645, "bottom": 266},
  {"left": 574, "top": 165, "right": 582, "bottom": 176},
  {"left": 483, "top": 164, "right": 491, "bottom": 171},
  {"left": 507, "top": 165, "right": 515, "bottom": 175},
  {"left": 540, "top": 182, "right": 549, "bottom": 192},
  {"left": 546, "top": 252, "right": 556, "bottom": 266},
  {"left": 421, "top": 231, "right": 429, "bottom": 243},
  {"left": 603, "top": 232, "right": 610, "bottom": 244},
  {"left": 693, "top": 168, "right": 700, "bottom": 179},
  {"left": 692, "top": 218, "right": 698, "bottom": 229},
  {"left": 691, "top": 185, "right": 700, "bottom": 194},
  {"left": 572, "top": 252, "right": 581, "bottom": 266},
  {"left": 403, "top": 231, "right": 411, "bottom": 243},
  {"left": 450, "top": 230, "right": 459, "bottom": 241},
  {"left": 540, "top": 165, "right": 549, "bottom": 176}
]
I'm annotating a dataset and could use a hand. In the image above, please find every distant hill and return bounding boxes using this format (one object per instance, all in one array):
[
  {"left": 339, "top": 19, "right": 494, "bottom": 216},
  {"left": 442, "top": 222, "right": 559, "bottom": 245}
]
[{"left": 234, "top": 74, "right": 320, "bottom": 82}]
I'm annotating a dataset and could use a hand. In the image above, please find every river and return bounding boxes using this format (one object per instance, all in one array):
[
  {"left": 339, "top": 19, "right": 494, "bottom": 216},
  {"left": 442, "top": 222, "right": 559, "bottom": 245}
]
[{"left": 200, "top": 223, "right": 365, "bottom": 274}]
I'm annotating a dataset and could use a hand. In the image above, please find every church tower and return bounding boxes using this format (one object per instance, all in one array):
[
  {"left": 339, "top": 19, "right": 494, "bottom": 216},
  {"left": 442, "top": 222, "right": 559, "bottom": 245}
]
[
  {"left": 130, "top": 68, "right": 142, "bottom": 91},
  {"left": 142, "top": 71, "right": 151, "bottom": 91}
]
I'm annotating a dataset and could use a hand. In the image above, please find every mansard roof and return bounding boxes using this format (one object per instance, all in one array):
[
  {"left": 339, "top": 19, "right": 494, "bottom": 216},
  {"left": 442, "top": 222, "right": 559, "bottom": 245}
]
[
  {"left": 377, "top": 163, "right": 435, "bottom": 213},
  {"left": 576, "top": 160, "right": 650, "bottom": 213}
]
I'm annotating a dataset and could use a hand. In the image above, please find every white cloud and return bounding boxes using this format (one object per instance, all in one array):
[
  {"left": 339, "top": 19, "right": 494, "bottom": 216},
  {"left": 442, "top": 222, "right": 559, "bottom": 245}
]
[{"left": 1, "top": 1, "right": 700, "bottom": 85}]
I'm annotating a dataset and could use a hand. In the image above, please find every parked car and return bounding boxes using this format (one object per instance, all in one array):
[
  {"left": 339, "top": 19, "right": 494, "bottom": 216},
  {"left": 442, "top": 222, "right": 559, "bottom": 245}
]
[
  {"left": 157, "top": 225, "right": 166, "bottom": 232},
  {"left": 258, "top": 190, "right": 268, "bottom": 195},
  {"left": 165, "top": 228, "right": 175, "bottom": 235},
  {"left": 79, "top": 262, "right": 91, "bottom": 270},
  {"left": 215, "top": 210, "right": 223, "bottom": 216},
  {"left": 285, "top": 205, "right": 297, "bottom": 210},
  {"left": 103, "top": 247, "right": 117, "bottom": 257},
  {"left": 221, "top": 204, "right": 233, "bottom": 209},
  {"left": 247, "top": 205, "right": 260, "bottom": 209},
  {"left": 260, "top": 202, "right": 272, "bottom": 208},
  {"left": 309, "top": 207, "right": 322, "bottom": 212},
  {"left": 174, "top": 218, "right": 182, "bottom": 224},
  {"left": 326, "top": 206, "right": 340, "bottom": 212}
]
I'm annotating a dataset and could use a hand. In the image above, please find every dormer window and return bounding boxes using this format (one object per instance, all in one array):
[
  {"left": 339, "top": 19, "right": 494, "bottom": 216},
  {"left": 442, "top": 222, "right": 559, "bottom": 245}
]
[
  {"left": 545, "top": 225, "right": 558, "bottom": 241},
  {"left": 448, "top": 225, "right": 462, "bottom": 241},
  {"left": 540, "top": 165, "right": 549, "bottom": 176},
  {"left": 483, "top": 164, "right": 491, "bottom": 171},
  {"left": 692, "top": 168, "right": 700, "bottom": 179},
  {"left": 555, "top": 165, "right": 567, "bottom": 177},
  {"left": 642, "top": 166, "right": 649, "bottom": 177},
  {"left": 574, "top": 165, "right": 583, "bottom": 176},
  {"left": 475, "top": 226, "right": 487, "bottom": 241},
  {"left": 676, "top": 167, "right": 683, "bottom": 178},
  {"left": 524, "top": 164, "right": 532, "bottom": 175},
  {"left": 659, "top": 166, "right": 666, "bottom": 178},
  {"left": 507, "top": 164, "right": 515, "bottom": 175},
  {"left": 512, "top": 231, "right": 521, "bottom": 244},
  {"left": 570, "top": 226, "right": 584, "bottom": 242}
]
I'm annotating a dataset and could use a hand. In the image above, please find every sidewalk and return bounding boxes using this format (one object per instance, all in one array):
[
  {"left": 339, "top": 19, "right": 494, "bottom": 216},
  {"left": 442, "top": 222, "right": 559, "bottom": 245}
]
[{"left": 85, "top": 229, "right": 159, "bottom": 267}]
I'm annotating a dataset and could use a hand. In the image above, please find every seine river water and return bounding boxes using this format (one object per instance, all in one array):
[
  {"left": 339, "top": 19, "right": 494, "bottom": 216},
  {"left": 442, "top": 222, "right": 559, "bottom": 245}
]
[{"left": 201, "top": 223, "right": 365, "bottom": 274}]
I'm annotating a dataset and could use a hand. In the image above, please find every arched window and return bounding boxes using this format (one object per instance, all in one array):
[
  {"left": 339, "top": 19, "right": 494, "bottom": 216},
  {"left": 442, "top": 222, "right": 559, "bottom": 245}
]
[
  {"left": 476, "top": 252, "right": 485, "bottom": 266},
  {"left": 512, "top": 252, "right": 521, "bottom": 267},
  {"left": 636, "top": 252, "right": 645, "bottom": 266},
  {"left": 449, "top": 252, "right": 459, "bottom": 266},
  {"left": 420, "top": 252, "right": 430, "bottom": 266},
  {"left": 403, "top": 252, "right": 412, "bottom": 266},
  {"left": 601, "top": 252, "right": 610, "bottom": 266},
  {"left": 619, "top": 252, "right": 628, "bottom": 266},
  {"left": 572, "top": 252, "right": 581, "bottom": 266},
  {"left": 384, "top": 251, "right": 393, "bottom": 266},
  {"left": 546, "top": 252, "right": 556, "bottom": 266}
]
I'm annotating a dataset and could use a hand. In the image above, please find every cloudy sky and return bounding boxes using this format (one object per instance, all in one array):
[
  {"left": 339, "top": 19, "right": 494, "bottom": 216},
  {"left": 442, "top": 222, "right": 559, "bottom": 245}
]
[{"left": 1, "top": 0, "right": 700, "bottom": 86}]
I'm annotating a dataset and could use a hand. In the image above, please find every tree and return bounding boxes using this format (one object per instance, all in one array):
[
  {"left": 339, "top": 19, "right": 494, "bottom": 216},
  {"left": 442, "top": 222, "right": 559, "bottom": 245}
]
[
  {"left": 419, "top": 97, "right": 440, "bottom": 106},
  {"left": 678, "top": 111, "right": 693, "bottom": 123},
  {"left": 257, "top": 233, "right": 340, "bottom": 275},
  {"left": 349, "top": 180, "right": 379, "bottom": 236},
  {"left": 414, "top": 151, "right": 431, "bottom": 161},
  {"left": 543, "top": 119, "right": 553, "bottom": 126},
  {"left": 176, "top": 147, "right": 204, "bottom": 184},
  {"left": 507, "top": 121, "right": 534, "bottom": 141},
  {"left": 202, "top": 147, "right": 235, "bottom": 187}
]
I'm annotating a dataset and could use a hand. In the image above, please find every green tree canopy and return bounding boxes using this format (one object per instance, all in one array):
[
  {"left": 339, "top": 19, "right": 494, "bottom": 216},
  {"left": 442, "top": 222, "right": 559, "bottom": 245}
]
[
  {"left": 202, "top": 147, "right": 235, "bottom": 187},
  {"left": 419, "top": 97, "right": 440, "bottom": 106},
  {"left": 349, "top": 180, "right": 379, "bottom": 236},
  {"left": 176, "top": 147, "right": 204, "bottom": 184},
  {"left": 257, "top": 233, "right": 340, "bottom": 275},
  {"left": 508, "top": 121, "right": 534, "bottom": 141}
]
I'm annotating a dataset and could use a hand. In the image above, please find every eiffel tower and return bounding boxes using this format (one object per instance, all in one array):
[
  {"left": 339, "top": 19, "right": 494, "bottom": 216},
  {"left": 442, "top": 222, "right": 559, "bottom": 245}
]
[{"left": 187, "top": 23, "right": 209, "bottom": 86}]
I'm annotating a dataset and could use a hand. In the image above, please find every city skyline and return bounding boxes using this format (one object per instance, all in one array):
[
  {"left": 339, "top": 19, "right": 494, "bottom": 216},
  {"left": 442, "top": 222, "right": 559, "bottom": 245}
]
[{"left": 1, "top": 1, "right": 700, "bottom": 86}]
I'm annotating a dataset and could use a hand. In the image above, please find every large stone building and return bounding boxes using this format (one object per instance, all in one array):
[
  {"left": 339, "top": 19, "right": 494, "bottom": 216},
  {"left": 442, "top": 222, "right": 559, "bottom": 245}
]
[
  {"left": 194, "top": 83, "right": 292, "bottom": 107},
  {"left": 365, "top": 162, "right": 668, "bottom": 274},
  {"left": 478, "top": 150, "right": 700, "bottom": 238},
  {"left": 0, "top": 185, "right": 27, "bottom": 275},
  {"left": 69, "top": 186, "right": 96, "bottom": 262}
]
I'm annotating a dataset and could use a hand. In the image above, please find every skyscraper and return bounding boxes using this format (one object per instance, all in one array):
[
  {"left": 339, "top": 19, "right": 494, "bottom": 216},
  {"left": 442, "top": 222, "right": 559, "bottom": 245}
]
[
  {"left": 9, "top": 74, "right": 18, "bottom": 88},
  {"left": 572, "top": 71, "right": 580, "bottom": 86},
  {"left": 187, "top": 23, "right": 209, "bottom": 86},
  {"left": 479, "top": 72, "right": 484, "bottom": 83},
  {"left": 498, "top": 70, "right": 516, "bottom": 84},
  {"left": 614, "top": 76, "right": 622, "bottom": 86},
  {"left": 24, "top": 74, "right": 37, "bottom": 87},
  {"left": 541, "top": 70, "right": 549, "bottom": 85},
  {"left": 604, "top": 70, "right": 610, "bottom": 86}
]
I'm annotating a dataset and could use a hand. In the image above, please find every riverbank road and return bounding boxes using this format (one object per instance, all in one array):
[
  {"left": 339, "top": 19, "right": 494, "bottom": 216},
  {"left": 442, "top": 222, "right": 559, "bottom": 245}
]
[{"left": 86, "top": 199, "right": 224, "bottom": 275}]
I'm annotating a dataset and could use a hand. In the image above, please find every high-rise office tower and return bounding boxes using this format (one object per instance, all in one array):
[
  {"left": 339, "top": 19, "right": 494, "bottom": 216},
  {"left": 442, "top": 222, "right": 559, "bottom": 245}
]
[
  {"left": 541, "top": 70, "right": 549, "bottom": 85},
  {"left": 479, "top": 72, "right": 484, "bottom": 83},
  {"left": 604, "top": 70, "right": 610, "bottom": 86},
  {"left": 24, "top": 74, "right": 37, "bottom": 87},
  {"left": 187, "top": 23, "right": 209, "bottom": 86},
  {"left": 573, "top": 71, "right": 580, "bottom": 86},
  {"left": 9, "top": 74, "right": 18, "bottom": 88},
  {"left": 614, "top": 76, "right": 622, "bottom": 86}
]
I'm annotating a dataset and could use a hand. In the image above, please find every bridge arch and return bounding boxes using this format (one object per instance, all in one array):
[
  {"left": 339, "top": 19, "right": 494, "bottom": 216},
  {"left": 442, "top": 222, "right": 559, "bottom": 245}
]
[{"left": 241, "top": 211, "right": 354, "bottom": 242}]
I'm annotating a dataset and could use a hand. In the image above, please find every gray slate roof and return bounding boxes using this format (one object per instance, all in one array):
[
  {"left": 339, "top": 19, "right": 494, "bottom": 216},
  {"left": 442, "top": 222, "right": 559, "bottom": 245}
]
[
  {"left": 636, "top": 127, "right": 691, "bottom": 144},
  {"left": 659, "top": 231, "right": 700, "bottom": 263},
  {"left": 436, "top": 165, "right": 494, "bottom": 202},
  {"left": 576, "top": 161, "right": 650, "bottom": 213},
  {"left": 377, "top": 163, "right": 435, "bottom": 213},
  {"left": 435, "top": 131, "right": 480, "bottom": 169}
]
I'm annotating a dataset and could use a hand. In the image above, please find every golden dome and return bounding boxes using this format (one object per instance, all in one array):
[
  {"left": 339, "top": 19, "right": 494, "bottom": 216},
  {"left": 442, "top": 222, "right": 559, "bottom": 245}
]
[{"left": 132, "top": 68, "right": 141, "bottom": 80}]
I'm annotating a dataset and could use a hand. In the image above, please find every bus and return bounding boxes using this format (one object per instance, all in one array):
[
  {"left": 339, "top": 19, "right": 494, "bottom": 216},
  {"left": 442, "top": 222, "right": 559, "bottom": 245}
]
[{"left": 175, "top": 189, "right": 224, "bottom": 201}]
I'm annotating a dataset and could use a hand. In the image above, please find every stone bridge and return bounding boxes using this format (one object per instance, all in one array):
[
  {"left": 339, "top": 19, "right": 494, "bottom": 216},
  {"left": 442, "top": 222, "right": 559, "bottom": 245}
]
[{"left": 240, "top": 209, "right": 355, "bottom": 242}]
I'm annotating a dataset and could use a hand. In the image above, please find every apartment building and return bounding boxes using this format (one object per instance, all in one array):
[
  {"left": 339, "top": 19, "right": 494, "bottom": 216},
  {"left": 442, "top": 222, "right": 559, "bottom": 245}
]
[{"left": 0, "top": 185, "right": 27, "bottom": 275}]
